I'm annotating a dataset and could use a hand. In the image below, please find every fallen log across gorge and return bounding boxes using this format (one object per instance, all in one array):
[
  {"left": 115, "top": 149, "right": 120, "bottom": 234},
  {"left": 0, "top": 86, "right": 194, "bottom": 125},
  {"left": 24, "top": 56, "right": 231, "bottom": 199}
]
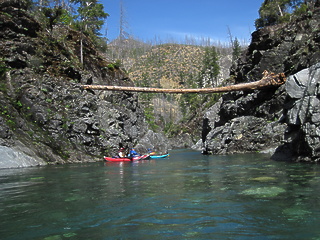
[{"left": 81, "top": 71, "right": 286, "bottom": 94}]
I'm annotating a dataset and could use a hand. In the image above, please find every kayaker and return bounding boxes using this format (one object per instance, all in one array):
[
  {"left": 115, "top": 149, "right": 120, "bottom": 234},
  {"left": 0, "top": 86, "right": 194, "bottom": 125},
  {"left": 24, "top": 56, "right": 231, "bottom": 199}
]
[
  {"left": 129, "top": 148, "right": 139, "bottom": 157},
  {"left": 118, "top": 147, "right": 125, "bottom": 158},
  {"left": 148, "top": 148, "right": 156, "bottom": 155}
]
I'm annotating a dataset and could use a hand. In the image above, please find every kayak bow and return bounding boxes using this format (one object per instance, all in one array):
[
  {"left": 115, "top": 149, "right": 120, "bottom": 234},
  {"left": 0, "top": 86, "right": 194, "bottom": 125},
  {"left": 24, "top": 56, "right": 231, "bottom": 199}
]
[{"left": 149, "top": 154, "right": 169, "bottom": 159}]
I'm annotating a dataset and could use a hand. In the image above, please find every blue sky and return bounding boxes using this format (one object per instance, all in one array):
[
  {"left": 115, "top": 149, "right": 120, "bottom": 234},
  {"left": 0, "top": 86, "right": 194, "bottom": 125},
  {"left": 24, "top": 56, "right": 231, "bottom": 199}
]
[{"left": 102, "top": 0, "right": 264, "bottom": 44}]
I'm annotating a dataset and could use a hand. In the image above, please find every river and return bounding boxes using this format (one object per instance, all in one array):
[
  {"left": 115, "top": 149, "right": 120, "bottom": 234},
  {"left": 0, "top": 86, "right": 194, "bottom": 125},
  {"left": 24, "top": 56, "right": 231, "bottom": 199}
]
[{"left": 0, "top": 149, "right": 320, "bottom": 240}]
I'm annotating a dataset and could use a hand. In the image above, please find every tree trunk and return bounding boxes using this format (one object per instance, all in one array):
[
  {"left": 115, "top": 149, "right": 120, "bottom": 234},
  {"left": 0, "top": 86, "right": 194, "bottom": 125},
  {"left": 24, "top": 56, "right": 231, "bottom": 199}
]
[
  {"left": 80, "top": 36, "right": 83, "bottom": 65},
  {"left": 81, "top": 71, "right": 286, "bottom": 94},
  {"left": 277, "top": 4, "right": 283, "bottom": 17}
]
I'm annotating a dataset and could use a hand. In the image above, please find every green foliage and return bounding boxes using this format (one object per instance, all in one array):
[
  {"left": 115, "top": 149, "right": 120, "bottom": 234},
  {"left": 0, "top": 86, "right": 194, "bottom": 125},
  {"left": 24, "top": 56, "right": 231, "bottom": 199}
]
[
  {"left": 59, "top": 9, "right": 74, "bottom": 25},
  {"left": 42, "top": 6, "right": 64, "bottom": 31},
  {"left": 293, "top": 3, "right": 308, "bottom": 15},
  {"left": 232, "top": 37, "right": 242, "bottom": 63},
  {"left": 106, "top": 60, "right": 121, "bottom": 70},
  {"left": 29, "top": 0, "right": 109, "bottom": 55},
  {"left": 255, "top": 0, "right": 314, "bottom": 29},
  {"left": 15, "top": 100, "right": 23, "bottom": 108},
  {"left": 71, "top": 0, "right": 109, "bottom": 35},
  {"left": 200, "top": 46, "right": 220, "bottom": 87},
  {"left": 144, "top": 105, "right": 159, "bottom": 132},
  {"left": 106, "top": 64, "right": 115, "bottom": 70},
  {"left": 164, "top": 121, "right": 182, "bottom": 137},
  {"left": 203, "top": 93, "right": 222, "bottom": 109},
  {"left": 255, "top": 0, "right": 288, "bottom": 28},
  {"left": 94, "top": 36, "right": 108, "bottom": 52},
  {"left": 114, "top": 59, "right": 122, "bottom": 68},
  {"left": 1, "top": 106, "right": 16, "bottom": 130},
  {"left": 180, "top": 93, "right": 202, "bottom": 115},
  {"left": 113, "top": 41, "right": 225, "bottom": 138},
  {"left": 0, "top": 58, "right": 9, "bottom": 76}
]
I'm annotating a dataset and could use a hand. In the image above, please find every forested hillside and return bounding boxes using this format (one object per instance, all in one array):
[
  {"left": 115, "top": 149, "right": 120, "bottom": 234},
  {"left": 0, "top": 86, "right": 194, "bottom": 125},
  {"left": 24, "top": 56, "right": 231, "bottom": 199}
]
[{"left": 107, "top": 40, "right": 240, "bottom": 143}]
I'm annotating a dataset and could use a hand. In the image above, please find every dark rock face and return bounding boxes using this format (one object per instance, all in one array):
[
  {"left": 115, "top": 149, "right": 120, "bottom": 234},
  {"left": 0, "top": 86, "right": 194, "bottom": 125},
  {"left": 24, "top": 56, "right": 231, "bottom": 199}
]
[
  {"left": 231, "top": 7, "right": 320, "bottom": 83},
  {"left": 135, "top": 130, "right": 169, "bottom": 154},
  {"left": 272, "top": 63, "right": 320, "bottom": 162},
  {"left": 197, "top": 88, "right": 287, "bottom": 155},
  {"left": 199, "top": 7, "right": 320, "bottom": 162},
  {"left": 0, "top": 1, "right": 168, "bottom": 167}
]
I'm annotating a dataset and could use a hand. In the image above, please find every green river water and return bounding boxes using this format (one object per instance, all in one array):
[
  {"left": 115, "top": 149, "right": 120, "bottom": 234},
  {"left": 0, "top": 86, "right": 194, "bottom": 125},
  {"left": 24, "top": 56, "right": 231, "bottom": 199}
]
[{"left": 0, "top": 149, "right": 320, "bottom": 240}]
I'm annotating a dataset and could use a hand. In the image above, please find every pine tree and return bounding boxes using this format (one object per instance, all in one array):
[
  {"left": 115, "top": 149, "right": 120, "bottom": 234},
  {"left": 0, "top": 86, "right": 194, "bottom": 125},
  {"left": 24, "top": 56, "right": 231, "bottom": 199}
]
[
  {"left": 70, "top": 0, "right": 108, "bottom": 64},
  {"left": 254, "top": 0, "right": 311, "bottom": 28},
  {"left": 232, "top": 37, "right": 241, "bottom": 63},
  {"left": 42, "top": 6, "right": 64, "bottom": 31},
  {"left": 71, "top": 0, "right": 108, "bottom": 35},
  {"left": 200, "top": 46, "right": 220, "bottom": 87}
]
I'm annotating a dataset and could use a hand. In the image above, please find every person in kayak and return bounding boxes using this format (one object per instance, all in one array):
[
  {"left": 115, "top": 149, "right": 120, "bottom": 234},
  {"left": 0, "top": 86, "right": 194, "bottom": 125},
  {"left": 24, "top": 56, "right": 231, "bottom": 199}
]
[
  {"left": 147, "top": 148, "right": 156, "bottom": 155},
  {"left": 118, "top": 147, "right": 125, "bottom": 158},
  {"left": 129, "top": 148, "right": 140, "bottom": 157}
]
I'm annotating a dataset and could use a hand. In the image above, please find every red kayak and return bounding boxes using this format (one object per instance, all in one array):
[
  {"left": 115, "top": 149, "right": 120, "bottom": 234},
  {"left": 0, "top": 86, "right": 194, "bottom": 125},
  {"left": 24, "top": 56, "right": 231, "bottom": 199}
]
[{"left": 104, "top": 155, "right": 149, "bottom": 162}]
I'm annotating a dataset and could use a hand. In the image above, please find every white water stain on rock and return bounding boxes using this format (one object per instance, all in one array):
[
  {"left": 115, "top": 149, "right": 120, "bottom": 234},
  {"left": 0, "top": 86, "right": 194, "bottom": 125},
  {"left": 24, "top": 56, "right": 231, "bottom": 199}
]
[{"left": 0, "top": 145, "right": 47, "bottom": 168}]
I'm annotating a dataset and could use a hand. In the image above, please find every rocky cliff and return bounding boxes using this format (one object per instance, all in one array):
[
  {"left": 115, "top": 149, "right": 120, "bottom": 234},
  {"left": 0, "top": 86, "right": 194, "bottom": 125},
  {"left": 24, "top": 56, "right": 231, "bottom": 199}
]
[
  {"left": 0, "top": 0, "right": 168, "bottom": 168},
  {"left": 198, "top": 7, "right": 320, "bottom": 162}
]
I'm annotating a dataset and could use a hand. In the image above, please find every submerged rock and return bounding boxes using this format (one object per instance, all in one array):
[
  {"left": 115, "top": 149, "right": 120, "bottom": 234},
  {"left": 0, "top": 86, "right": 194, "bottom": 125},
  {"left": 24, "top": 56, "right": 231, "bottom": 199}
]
[
  {"left": 241, "top": 186, "right": 286, "bottom": 198},
  {"left": 249, "top": 176, "right": 277, "bottom": 181},
  {"left": 282, "top": 207, "right": 311, "bottom": 221}
]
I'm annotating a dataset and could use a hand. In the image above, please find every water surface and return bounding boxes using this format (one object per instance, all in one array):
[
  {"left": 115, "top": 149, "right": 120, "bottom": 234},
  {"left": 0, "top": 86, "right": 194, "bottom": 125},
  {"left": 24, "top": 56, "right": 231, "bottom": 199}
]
[{"left": 1, "top": 150, "right": 320, "bottom": 239}]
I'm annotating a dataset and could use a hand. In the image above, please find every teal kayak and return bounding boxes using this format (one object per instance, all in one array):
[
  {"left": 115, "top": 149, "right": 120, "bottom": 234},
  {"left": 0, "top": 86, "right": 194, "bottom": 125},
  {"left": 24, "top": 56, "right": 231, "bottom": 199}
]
[{"left": 149, "top": 154, "right": 169, "bottom": 159}]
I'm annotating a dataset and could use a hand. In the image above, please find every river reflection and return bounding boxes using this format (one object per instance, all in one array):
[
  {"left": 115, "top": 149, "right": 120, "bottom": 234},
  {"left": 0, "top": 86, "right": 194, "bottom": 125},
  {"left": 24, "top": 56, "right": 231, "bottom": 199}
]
[{"left": 1, "top": 150, "right": 320, "bottom": 239}]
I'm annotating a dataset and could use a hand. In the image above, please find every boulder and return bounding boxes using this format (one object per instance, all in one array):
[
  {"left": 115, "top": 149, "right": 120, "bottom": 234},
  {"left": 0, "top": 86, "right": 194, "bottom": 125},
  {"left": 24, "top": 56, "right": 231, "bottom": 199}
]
[{"left": 272, "top": 63, "right": 320, "bottom": 162}]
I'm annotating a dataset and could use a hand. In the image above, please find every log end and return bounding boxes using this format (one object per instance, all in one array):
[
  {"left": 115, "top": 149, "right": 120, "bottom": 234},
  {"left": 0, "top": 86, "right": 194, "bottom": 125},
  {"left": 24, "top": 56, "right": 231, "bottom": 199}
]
[{"left": 262, "top": 70, "right": 286, "bottom": 86}]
